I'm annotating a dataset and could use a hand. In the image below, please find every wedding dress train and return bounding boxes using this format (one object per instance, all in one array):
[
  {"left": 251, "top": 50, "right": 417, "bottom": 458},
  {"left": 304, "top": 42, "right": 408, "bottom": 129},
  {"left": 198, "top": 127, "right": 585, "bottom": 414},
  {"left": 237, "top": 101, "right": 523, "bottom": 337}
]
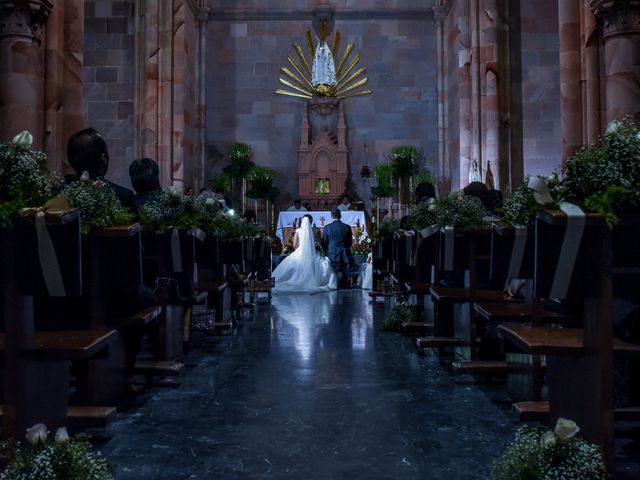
[{"left": 272, "top": 217, "right": 337, "bottom": 293}]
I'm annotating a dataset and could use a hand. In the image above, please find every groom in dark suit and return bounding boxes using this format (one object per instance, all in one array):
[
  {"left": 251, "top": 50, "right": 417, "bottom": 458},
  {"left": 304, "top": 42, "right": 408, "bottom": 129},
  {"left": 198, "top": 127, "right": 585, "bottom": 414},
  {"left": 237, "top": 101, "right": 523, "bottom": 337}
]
[{"left": 322, "top": 208, "right": 355, "bottom": 285}]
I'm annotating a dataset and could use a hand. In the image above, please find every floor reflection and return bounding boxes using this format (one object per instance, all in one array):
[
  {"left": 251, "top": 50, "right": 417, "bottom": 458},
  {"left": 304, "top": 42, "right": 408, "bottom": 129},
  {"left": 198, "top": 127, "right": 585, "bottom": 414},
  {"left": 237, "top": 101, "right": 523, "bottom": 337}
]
[{"left": 271, "top": 291, "right": 374, "bottom": 366}]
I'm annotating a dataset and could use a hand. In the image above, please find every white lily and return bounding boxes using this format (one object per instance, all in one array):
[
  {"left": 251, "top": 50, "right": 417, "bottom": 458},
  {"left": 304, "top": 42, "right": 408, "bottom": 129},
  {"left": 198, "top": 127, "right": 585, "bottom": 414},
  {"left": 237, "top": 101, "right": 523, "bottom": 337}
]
[
  {"left": 11, "top": 130, "right": 33, "bottom": 149},
  {"left": 54, "top": 426, "right": 70, "bottom": 443},
  {"left": 25, "top": 423, "right": 48, "bottom": 446},
  {"left": 554, "top": 417, "right": 580, "bottom": 442}
]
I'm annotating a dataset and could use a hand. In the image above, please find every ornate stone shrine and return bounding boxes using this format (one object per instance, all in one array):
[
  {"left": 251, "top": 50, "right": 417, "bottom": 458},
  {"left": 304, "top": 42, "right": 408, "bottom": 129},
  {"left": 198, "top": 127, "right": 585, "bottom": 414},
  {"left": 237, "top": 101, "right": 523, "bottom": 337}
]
[{"left": 297, "top": 96, "right": 348, "bottom": 210}]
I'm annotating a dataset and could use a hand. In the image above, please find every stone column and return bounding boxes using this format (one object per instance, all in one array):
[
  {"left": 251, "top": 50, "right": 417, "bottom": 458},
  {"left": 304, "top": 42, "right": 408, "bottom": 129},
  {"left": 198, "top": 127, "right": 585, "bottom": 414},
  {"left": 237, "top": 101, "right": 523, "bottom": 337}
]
[
  {"left": 43, "top": 0, "right": 84, "bottom": 174},
  {"left": 581, "top": 1, "right": 602, "bottom": 144},
  {"left": 470, "top": 0, "right": 483, "bottom": 184},
  {"left": 481, "top": 0, "right": 502, "bottom": 189},
  {"left": 195, "top": 2, "right": 210, "bottom": 191},
  {"left": 591, "top": 0, "right": 640, "bottom": 122},
  {"left": 0, "top": 0, "right": 52, "bottom": 146},
  {"left": 559, "top": 0, "right": 584, "bottom": 162},
  {"left": 433, "top": 1, "right": 451, "bottom": 182},
  {"left": 457, "top": 13, "right": 473, "bottom": 189}
]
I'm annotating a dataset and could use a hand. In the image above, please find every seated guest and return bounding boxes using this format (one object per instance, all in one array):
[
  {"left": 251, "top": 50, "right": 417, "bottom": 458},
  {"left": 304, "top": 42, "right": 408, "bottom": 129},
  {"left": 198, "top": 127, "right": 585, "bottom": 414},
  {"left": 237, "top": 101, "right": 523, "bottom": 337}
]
[
  {"left": 287, "top": 199, "right": 307, "bottom": 212},
  {"left": 487, "top": 189, "right": 503, "bottom": 214},
  {"left": 337, "top": 196, "right": 351, "bottom": 211},
  {"left": 415, "top": 182, "right": 436, "bottom": 203},
  {"left": 214, "top": 188, "right": 231, "bottom": 212},
  {"left": 65, "top": 128, "right": 134, "bottom": 208},
  {"left": 129, "top": 157, "right": 161, "bottom": 213},
  {"left": 242, "top": 210, "right": 257, "bottom": 223},
  {"left": 463, "top": 181, "right": 492, "bottom": 210},
  {"left": 303, "top": 201, "right": 312, "bottom": 211}
]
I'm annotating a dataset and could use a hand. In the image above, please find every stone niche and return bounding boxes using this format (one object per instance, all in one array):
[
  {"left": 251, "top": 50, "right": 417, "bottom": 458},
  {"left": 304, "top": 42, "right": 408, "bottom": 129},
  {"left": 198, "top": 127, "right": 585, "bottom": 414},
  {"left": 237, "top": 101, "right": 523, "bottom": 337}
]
[{"left": 297, "top": 96, "right": 348, "bottom": 210}]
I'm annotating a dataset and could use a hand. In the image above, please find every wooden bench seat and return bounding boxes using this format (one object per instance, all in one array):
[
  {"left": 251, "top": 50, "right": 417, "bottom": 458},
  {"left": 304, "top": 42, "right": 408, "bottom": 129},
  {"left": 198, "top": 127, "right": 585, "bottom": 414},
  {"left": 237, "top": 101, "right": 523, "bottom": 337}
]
[
  {"left": 474, "top": 302, "right": 570, "bottom": 322},
  {"left": 452, "top": 360, "right": 509, "bottom": 375},
  {"left": 430, "top": 285, "right": 520, "bottom": 303},
  {"left": 134, "top": 360, "right": 184, "bottom": 377},
  {"left": 513, "top": 401, "right": 640, "bottom": 423},
  {"left": 416, "top": 336, "right": 465, "bottom": 348},
  {"left": 115, "top": 305, "right": 163, "bottom": 328},
  {"left": 0, "top": 330, "right": 117, "bottom": 360},
  {"left": 405, "top": 281, "right": 431, "bottom": 295},
  {"left": 0, "top": 405, "right": 117, "bottom": 430},
  {"left": 499, "top": 325, "right": 640, "bottom": 357},
  {"left": 401, "top": 322, "right": 432, "bottom": 336}
]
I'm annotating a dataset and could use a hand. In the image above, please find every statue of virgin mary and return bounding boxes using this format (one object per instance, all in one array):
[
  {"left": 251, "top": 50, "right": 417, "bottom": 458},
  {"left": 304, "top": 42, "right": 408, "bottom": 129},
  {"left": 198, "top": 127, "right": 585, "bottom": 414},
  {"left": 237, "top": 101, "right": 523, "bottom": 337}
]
[{"left": 311, "top": 40, "right": 337, "bottom": 96}]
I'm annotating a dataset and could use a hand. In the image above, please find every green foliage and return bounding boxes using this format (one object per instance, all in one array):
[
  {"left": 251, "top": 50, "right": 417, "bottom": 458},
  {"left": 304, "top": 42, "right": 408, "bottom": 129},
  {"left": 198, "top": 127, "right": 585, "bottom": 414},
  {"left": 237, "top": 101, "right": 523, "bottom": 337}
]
[
  {"left": 200, "top": 210, "right": 260, "bottom": 240},
  {"left": 247, "top": 166, "right": 279, "bottom": 200},
  {"left": 223, "top": 142, "right": 255, "bottom": 178},
  {"left": 381, "top": 302, "right": 416, "bottom": 331},
  {"left": 1, "top": 434, "right": 114, "bottom": 479},
  {"left": 0, "top": 137, "right": 52, "bottom": 229},
  {"left": 434, "top": 191, "right": 486, "bottom": 230},
  {"left": 386, "top": 145, "right": 424, "bottom": 177},
  {"left": 500, "top": 180, "right": 544, "bottom": 227},
  {"left": 584, "top": 185, "right": 631, "bottom": 229},
  {"left": 493, "top": 425, "right": 608, "bottom": 480},
  {"left": 371, "top": 163, "right": 397, "bottom": 198},
  {"left": 209, "top": 172, "right": 232, "bottom": 194},
  {"left": 61, "top": 179, "right": 133, "bottom": 235},
  {"left": 562, "top": 117, "right": 640, "bottom": 227},
  {"left": 413, "top": 169, "right": 436, "bottom": 187},
  {"left": 407, "top": 199, "right": 437, "bottom": 231},
  {"left": 375, "top": 217, "right": 400, "bottom": 241}
]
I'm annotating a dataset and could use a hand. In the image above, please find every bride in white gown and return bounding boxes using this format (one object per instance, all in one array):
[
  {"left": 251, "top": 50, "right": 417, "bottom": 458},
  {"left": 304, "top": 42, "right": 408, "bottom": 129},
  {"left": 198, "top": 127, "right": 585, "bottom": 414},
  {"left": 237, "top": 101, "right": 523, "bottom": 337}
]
[{"left": 272, "top": 217, "right": 337, "bottom": 293}]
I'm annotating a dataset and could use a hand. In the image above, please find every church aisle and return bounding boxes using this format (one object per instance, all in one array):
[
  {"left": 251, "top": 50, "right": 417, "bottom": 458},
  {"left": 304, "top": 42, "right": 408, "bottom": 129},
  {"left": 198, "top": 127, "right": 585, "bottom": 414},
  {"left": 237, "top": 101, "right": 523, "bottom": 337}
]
[{"left": 102, "top": 290, "right": 517, "bottom": 479}]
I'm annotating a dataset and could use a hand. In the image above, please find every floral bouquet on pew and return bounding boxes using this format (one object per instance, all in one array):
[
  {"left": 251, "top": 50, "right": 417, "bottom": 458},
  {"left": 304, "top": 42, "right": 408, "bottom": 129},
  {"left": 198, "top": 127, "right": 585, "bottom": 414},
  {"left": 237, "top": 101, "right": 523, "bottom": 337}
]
[
  {"left": 381, "top": 301, "right": 417, "bottom": 332},
  {"left": 0, "top": 131, "right": 53, "bottom": 229},
  {"left": 500, "top": 173, "right": 560, "bottom": 227},
  {"left": 561, "top": 117, "right": 640, "bottom": 228},
  {"left": 433, "top": 190, "right": 486, "bottom": 230},
  {"left": 138, "top": 187, "right": 207, "bottom": 233},
  {"left": 492, "top": 418, "right": 608, "bottom": 480},
  {"left": 0, "top": 423, "right": 114, "bottom": 479},
  {"left": 60, "top": 172, "right": 133, "bottom": 235}
]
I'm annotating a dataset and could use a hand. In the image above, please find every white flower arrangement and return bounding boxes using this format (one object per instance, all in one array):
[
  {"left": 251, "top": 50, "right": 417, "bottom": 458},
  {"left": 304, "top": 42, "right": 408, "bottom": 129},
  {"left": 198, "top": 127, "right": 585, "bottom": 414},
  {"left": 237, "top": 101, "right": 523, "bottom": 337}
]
[
  {"left": 493, "top": 418, "right": 607, "bottom": 480},
  {"left": 1, "top": 423, "right": 114, "bottom": 479},
  {"left": 0, "top": 131, "right": 52, "bottom": 228}
]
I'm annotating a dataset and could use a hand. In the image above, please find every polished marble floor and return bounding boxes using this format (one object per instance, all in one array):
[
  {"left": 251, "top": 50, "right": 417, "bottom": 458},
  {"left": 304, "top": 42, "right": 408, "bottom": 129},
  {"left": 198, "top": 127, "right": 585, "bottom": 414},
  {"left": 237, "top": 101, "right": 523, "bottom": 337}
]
[{"left": 101, "top": 290, "right": 520, "bottom": 479}]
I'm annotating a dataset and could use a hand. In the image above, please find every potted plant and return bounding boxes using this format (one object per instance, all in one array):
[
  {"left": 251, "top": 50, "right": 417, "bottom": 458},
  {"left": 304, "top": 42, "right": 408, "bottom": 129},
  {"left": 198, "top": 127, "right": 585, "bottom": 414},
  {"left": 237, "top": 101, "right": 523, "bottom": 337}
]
[
  {"left": 223, "top": 142, "right": 255, "bottom": 214},
  {"left": 387, "top": 145, "right": 424, "bottom": 204}
]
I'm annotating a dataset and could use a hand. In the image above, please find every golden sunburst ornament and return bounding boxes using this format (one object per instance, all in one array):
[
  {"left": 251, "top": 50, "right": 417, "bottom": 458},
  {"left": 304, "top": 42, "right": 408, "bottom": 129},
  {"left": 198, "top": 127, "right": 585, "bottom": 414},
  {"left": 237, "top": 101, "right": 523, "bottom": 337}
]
[{"left": 275, "top": 20, "right": 372, "bottom": 100}]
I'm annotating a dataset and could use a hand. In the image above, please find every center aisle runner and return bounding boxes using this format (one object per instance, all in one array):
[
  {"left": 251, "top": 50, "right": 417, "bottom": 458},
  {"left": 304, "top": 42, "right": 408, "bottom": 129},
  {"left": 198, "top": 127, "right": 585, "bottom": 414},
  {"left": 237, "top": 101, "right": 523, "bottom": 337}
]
[{"left": 103, "top": 290, "right": 516, "bottom": 480}]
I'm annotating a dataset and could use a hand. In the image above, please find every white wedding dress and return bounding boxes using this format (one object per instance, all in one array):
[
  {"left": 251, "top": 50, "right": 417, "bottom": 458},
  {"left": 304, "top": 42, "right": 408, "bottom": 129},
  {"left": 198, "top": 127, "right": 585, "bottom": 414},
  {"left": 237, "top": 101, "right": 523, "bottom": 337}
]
[{"left": 272, "top": 217, "right": 337, "bottom": 293}]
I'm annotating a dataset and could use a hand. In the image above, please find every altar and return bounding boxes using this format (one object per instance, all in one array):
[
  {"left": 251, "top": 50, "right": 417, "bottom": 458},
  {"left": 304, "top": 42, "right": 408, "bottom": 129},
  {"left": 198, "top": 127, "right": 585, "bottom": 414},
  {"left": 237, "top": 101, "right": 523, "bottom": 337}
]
[{"left": 276, "top": 211, "right": 367, "bottom": 242}]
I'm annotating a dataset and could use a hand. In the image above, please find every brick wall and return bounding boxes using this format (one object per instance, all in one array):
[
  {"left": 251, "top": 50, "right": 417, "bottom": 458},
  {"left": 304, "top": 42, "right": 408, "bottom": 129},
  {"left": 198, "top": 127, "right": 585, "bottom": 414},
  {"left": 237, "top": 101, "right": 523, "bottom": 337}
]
[
  {"left": 206, "top": 5, "right": 438, "bottom": 209},
  {"left": 83, "top": 0, "right": 135, "bottom": 189}
]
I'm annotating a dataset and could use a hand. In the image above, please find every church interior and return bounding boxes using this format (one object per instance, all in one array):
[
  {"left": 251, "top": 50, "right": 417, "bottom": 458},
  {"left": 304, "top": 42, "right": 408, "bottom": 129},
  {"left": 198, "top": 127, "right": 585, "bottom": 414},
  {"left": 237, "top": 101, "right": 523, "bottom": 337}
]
[{"left": 1, "top": 0, "right": 640, "bottom": 478}]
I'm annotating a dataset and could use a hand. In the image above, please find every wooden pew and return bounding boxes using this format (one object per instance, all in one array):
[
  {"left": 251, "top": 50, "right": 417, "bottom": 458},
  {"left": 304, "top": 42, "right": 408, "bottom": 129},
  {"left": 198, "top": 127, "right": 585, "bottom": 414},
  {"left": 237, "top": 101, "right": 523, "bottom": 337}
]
[
  {"left": 417, "top": 226, "right": 518, "bottom": 355},
  {"left": 0, "top": 211, "right": 116, "bottom": 437},
  {"left": 141, "top": 230, "right": 207, "bottom": 372},
  {"left": 499, "top": 210, "right": 640, "bottom": 473},
  {"left": 195, "top": 235, "right": 231, "bottom": 324}
]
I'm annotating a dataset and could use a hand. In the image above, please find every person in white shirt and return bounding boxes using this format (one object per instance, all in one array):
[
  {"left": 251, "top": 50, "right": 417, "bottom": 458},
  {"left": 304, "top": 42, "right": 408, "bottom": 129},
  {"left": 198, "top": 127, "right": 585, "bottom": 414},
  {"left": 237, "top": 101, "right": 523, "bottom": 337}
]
[
  {"left": 287, "top": 199, "right": 308, "bottom": 212},
  {"left": 336, "top": 196, "right": 351, "bottom": 211}
]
